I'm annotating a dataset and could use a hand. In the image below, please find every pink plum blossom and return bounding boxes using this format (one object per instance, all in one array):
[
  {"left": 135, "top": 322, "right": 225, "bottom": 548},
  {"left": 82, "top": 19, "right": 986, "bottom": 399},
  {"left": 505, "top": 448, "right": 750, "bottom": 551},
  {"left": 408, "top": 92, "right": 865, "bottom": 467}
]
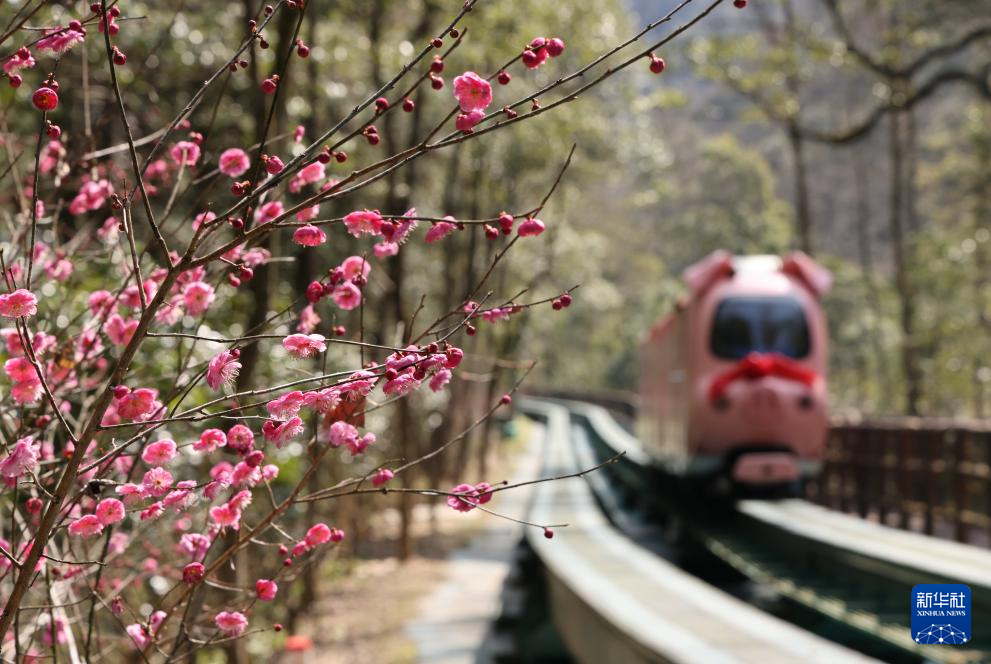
[
  {"left": 117, "top": 388, "right": 162, "bottom": 421},
  {"left": 36, "top": 28, "right": 85, "bottom": 54},
  {"left": 372, "top": 468, "right": 395, "bottom": 487},
  {"left": 0, "top": 289, "right": 38, "bottom": 318},
  {"left": 95, "top": 498, "right": 126, "bottom": 525},
  {"left": 226, "top": 424, "right": 255, "bottom": 454},
  {"left": 142, "top": 467, "right": 174, "bottom": 496},
  {"left": 455, "top": 109, "right": 485, "bottom": 132},
  {"left": 214, "top": 611, "right": 248, "bottom": 637},
  {"left": 255, "top": 200, "right": 284, "bottom": 224},
  {"left": 209, "top": 503, "right": 242, "bottom": 531},
  {"left": 282, "top": 333, "right": 327, "bottom": 358},
  {"left": 517, "top": 217, "right": 546, "bottom": 237},
  {"left": 0, "top": 437, "right": 39, "bottom": 480},
  {"left": 68, "top": 514, "right": 104, "bottom": 537},
  {"left": 266, "top": 391, "right": 306, "bottom": 419},
  {"left": 262, "top": 416, "right": 305, "bottom": 447},
  {"left": 218, "top": 148, "right": 250, "bottom": 177},
  {"left": 341, "top": 255, "right": 371, "bottom": 280},
  {"left": 170, "top": 141, "right": 201, "bottom": 166},
  {"left": 453, "top": 71, "right": 493, "bottom": 112},
  {"left": 304, "top": 523, "right": 332, "bottom": 547},
  {"left": 182, "top": 281, "right": 215, "bottom": 316},
  {"left": 343, "top": 209, "right": 384, "bottom": 237},
  {"left": 106, "top": 314, "right": 138, "bottom": 346},
  {"left": 195, "top": 428, "right": 227, "bottom": 453},
  {"left": 292, "top": 224, "right": 327, "bottom": 246},
  {"left": 255, "top": 578, "right": 278, "bottom": 601},
  {"left": 142, "top": 439, "right": 177, "bottom": 466},
  {"left": 206, "top": 350, "right": 241, "bottom": 390},
  {"left": 425, "top": 216, "right": 457, "bottom": 243},
  {"left": 332, "top": 281, "right": 362, "bottom": 310}
]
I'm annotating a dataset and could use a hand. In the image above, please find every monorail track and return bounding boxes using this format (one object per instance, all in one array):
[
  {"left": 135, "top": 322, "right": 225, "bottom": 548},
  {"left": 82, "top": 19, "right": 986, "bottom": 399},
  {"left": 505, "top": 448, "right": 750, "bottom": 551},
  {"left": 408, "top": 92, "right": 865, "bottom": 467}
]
[{"left": 520, "top": 398, "right": 991, "bottom": 664}]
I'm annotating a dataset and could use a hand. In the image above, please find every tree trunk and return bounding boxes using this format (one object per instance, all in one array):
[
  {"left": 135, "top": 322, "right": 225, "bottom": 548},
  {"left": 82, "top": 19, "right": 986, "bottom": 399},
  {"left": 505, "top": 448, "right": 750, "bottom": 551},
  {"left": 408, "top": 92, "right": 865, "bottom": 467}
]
[{"left": 888, "top": 111, "right": 922, "bottom": 415}]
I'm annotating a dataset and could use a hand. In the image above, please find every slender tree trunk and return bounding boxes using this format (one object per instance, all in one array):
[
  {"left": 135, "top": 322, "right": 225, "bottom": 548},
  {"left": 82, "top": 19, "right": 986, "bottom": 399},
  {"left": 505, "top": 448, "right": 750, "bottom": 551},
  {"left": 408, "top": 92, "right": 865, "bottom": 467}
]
[
  {"left": 888, "top": 111, "right": 922, "bottom": 415},
  {"left": 789, "top": 123, "right": 813, "bottom": 254}
]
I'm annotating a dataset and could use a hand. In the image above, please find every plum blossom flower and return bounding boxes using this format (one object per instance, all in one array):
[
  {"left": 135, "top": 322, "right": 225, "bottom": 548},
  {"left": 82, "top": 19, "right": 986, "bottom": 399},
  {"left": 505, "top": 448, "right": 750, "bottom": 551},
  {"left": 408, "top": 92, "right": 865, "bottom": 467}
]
[
  {"left": 429, "top": 368, "right": 452, "bottom": 392},
  {"left": 282, "top": 333, "right": 327, "bottom": 359},
  {"left": 343, "top": 209, "right": 384, "bottom": 237},
  {"left": 266, "top": 391, "right": 306, "bottom": 420},
  {"left": 340, "top": 256, "right": 371, "bottom": 281},
  {"left": 117, "top": 388, "right": 162, "bottom": 421},
  {"left": 262, "top": 416, "right": 305, "bottom": 447},
  {"left": 0, "top": 437, "right": 39, "bottom": 480},
  {"left": 296, "top": 204, "right": 320, "bottom": 222},
  {"left": 4, "top": 49, "right": 35, "bottom": 74},
  {"left": 302, "top": 388, "right": 340, "bottom": 414},
  {"left": 142, "top": 439, "right": 177, "bottom": 466},
  {"left": 339, "top": 370, "right": 376, "bottom": 399},
  {"left": 209, "top": 503, "right": 242, "bottom": 531},
  {"left": 328, "top": 421, "right": 358, "bottom": 449},
  {"left": 182, "top": 281, "right": 215, "bottom": 316},
  {"left": 255, "top": 201, "right": 284, "bottom": 224},
  {"left": 183, "top": 561, "right": 205, "bottom": 583},
  {"left": 297, "top": 304, "right": 321, "bottom": 333},
  {"left": 383, "top": 372, "right": 419, "bottom": 396},
  {"left": 453, "top": 72, "right": 493, "bottom": 112},
  {"left": 68, "top": 179, "right": 113, "bottom": 215},
  {"left": 126, "top": 624, "right": 152, "bottom": 649},
  {"left": 206, "top": 350, "right": 241, "bottom": 390},
  {"left": 372, "top": 468, "right": 395, "bottom": 487},
  {"left": 332, "top": 281, "right": 362, "bottom": 310},
  {"left": 0, "top": 289, "right": 38, "bottom": 318},
  {"left": 106, "top": 314, "right": 138, "bottom": 346},
  {"left": 292, "top": 224, "right": 327, "bottom": 247},
  {"left": 10, "top": 378, "right": 42, "bottom": 405},
  {"left": 95, "top": 498, "right": 126, "bottom": 525},
  {"left": 179, "top": 533, "right": 212, "bottom": 560},
  {"left": 140, "top": 502, "right": 166, "bottom": 521},
  {"left": 455, "top": 109, "right": 485, "bottom": 132},
  {"left": 425, "top": 216, "right": 457, "bottom": 243},
  {"left": 289, "top": 160, "right": 325, "bottom": 192},
  {"left": 218, "top": 148, "right": 250, "bottom": 177},
  {"left": 142, "top": 467, "right": 174, "bottom": 496},
  {"left": 192, "top": 211, "right": 216, "bottom": 231},
  {"left": 170, "top": 141, "right": 201, "bottom": 166},
  {"left": 226, "top": 424, "right": 255, "bottom": 454},
  {"left": 36, "top": 27, "right": 85, "bottom": 55},
  {"left": 304, "top": 523, "right": 332, "bottom": 547},
  {"left": 447, "top": 484, "right": 480, "bottom": 512},
  {"left": 195, "top": 428, "right": 227, "bottom": 453},
  {"left": 255, "top": 579, "right": 278, "bottom": 601},
  {"left": 517, "top": 217, "right": 545, "bottom": 237},
  {"left": 68, "top": 514, "right": 104, "bottom": 538},
  {"left": 214, "top": 611, "right": 248, "bottom": 637}
]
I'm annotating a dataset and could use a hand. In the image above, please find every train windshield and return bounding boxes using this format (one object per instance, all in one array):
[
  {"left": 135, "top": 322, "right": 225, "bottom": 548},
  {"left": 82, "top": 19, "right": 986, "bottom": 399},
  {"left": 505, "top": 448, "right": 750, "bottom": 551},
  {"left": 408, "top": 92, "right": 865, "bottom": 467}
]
[{"left": 710, "top": 296, "right": 810, "bottom": 360}]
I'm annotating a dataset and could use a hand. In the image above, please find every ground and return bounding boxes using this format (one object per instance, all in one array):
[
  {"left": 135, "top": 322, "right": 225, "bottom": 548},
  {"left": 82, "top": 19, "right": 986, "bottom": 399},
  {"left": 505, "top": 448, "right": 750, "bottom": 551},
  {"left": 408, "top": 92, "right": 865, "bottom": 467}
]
[{"left": 284, "top": 420, "right": 530, "bottom": 664}]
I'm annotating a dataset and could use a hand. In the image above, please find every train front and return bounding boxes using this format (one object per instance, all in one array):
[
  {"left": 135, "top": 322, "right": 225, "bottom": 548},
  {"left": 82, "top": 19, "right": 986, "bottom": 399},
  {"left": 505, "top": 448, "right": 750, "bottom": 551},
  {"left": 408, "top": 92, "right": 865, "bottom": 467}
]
[{"left": 687, "top": 252, "right": 831, "bottom": 493}]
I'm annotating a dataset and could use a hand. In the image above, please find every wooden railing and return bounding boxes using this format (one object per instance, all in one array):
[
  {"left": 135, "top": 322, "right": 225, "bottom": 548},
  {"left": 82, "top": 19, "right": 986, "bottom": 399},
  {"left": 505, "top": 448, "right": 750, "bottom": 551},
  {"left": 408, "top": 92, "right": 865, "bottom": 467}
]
[{"left": 808, "top": 417, "right": 991, "bottom": 545}]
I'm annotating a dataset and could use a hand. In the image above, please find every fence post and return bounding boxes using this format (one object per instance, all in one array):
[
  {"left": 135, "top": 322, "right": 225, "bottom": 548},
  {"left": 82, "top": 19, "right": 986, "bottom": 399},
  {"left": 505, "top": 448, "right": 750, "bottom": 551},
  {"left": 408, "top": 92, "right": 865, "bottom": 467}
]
[
  {"left": 925, "top": 429, "right": 937, "bottom": 537},
  {"left": 953, "top": 430, "right": 968, "bottom": 543}
]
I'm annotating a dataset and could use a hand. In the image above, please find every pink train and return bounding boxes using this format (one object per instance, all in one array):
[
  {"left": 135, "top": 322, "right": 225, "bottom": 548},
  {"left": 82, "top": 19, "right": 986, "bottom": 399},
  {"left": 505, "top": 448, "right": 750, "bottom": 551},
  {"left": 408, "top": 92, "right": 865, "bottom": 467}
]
[{"left": 637, "top": 251, "right": 832, "bottom": 494}]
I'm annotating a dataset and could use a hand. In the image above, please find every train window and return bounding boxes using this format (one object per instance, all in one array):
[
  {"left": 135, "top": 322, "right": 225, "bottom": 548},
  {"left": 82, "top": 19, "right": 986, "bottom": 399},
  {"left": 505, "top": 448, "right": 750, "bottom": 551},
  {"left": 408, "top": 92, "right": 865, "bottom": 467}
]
[{"left": 710, "top": 296, "right": 810, "bottom": 359}]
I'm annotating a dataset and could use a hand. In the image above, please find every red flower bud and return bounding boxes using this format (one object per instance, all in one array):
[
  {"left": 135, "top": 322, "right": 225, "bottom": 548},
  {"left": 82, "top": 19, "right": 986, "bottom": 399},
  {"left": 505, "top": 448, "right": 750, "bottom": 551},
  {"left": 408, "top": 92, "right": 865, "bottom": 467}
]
[{"left": 32, "top": 87, "right": 59, "bottom": 111}]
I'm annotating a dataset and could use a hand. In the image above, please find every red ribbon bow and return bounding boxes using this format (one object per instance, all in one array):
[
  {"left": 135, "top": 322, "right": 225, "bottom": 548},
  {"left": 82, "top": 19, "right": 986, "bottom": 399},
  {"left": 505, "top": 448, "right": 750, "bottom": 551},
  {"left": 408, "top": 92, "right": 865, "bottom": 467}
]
[{"left": 708, "top": 352, "right": 817, "bottom": 404}]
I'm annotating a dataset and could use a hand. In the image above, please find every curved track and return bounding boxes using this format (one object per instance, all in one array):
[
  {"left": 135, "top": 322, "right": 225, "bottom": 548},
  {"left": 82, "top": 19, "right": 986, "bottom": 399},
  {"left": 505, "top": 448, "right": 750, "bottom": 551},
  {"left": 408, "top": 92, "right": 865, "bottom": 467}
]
[
  {"left": 520, "top": 398, "right": 878, "bottom": 663},
  {"left": 553, "top": 398, "right": 991, "bottom": 664}
]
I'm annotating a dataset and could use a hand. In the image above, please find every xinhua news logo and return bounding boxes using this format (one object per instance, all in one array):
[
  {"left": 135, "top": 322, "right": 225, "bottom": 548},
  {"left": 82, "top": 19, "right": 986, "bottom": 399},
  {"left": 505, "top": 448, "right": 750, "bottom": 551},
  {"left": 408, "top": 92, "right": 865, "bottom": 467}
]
[{"left": 911, "top": 584, "right": 971, "bottom": 645}]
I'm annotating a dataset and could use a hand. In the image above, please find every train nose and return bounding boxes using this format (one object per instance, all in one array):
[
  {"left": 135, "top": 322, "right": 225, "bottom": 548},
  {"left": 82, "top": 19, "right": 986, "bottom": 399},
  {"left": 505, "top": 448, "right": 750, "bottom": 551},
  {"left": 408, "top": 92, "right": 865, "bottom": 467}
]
[{"left": 743, "top": 384, "right": 782, "bottom": 419}]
